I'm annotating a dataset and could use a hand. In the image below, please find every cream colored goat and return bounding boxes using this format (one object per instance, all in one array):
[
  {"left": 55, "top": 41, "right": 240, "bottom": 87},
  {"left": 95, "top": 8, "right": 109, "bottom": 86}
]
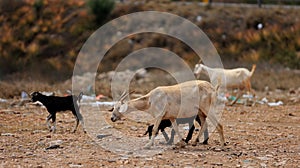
[
  {"left": 194, "top": 63, "right": 256, "bottom": 106},
  {"left": 110, "top": 80, "right": 225, "bottom": 149}
]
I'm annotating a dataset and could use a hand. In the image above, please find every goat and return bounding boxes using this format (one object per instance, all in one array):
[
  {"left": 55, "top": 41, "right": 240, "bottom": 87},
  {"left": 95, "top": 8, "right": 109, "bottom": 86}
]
[
  {"left": 110, "top": 80, "right": 225, "bottom": 149},
  {"left": 144, "top": 115, "right": 209, "bottom": 145},
  {"left": 30, "top": 92, "right": 86, "bottom": 133},
  {"left": 194, "top": 63, "right": 256, "bottom": 106}
]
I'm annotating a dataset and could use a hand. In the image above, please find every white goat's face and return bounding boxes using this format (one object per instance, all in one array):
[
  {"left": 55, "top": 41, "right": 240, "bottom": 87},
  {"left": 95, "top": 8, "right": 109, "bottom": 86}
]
[
  {"left": 110, "top": 101, "right": 128, "bottom": 122},
  {"left": 194, "top": 64, "right": 203, "bottom": 77}
]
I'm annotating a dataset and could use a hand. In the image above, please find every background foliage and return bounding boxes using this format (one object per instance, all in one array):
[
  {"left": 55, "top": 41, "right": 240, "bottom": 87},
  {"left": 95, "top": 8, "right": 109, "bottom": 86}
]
[{"left": 0, "top": 0, "right": 299, "bottom": 83}]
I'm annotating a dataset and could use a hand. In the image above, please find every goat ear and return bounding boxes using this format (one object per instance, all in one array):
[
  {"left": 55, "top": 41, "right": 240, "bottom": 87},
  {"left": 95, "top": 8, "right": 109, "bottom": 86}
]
[
  {"left": 30, "top": 92, "right": 38, "bottom": 97},
  {"left": 119, "top": 103, "right": 128, "bottom": 113}
]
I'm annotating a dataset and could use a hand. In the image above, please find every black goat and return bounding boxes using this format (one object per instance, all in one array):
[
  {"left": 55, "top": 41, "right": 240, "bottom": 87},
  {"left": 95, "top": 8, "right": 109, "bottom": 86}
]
[
  {"left": 31, "top": 92, "right": 86, "bottom": 133},
  {"left": 144, "top": 115, "right": 209, "bottom": 145}
]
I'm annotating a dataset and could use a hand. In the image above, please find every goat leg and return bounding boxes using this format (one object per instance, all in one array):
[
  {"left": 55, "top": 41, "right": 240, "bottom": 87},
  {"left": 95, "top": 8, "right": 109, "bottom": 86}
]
[
  {"left": 170, "top": 119, "right": 186, "bottom": 148},
  {"left": 144, "top": 117, "right": 162, "bottom": 149},
  {"left": 50, "top": 114, "right": 56, "bottom": 133},
  {"left": 167, "top": 129, "right": 175, "bottom": 145},
  {"left": 192, "top": 115, "right": 207, "bottom": 146},
  {"left": 72, "top": 118, "right": 79, "bottom": 133},
  {"left": 203, "top": 129, "right": 209, "bottom": 145},
  {"left": 185, "top": 125, "right": 195, "bottom": 143},
  {"left": 250, "top": 89, "right": 256, "bottom": 106},
  {"left": 161, "top": 131, "right": 170, "bottom": 143},
  {"left": 46, "top": 114, "right": 52, "bottom": 130},
  {"left": 230, "top": 90, "right": 243, "bottom": 106},
  {"left": 206, "top": 111, "right": 226, "bottom": 147}
]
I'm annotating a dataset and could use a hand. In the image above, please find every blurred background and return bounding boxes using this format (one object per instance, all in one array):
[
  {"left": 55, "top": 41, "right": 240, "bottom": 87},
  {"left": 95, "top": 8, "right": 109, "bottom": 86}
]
[{"left": 0, "top": 0, "right": 299, "bottom": 98}]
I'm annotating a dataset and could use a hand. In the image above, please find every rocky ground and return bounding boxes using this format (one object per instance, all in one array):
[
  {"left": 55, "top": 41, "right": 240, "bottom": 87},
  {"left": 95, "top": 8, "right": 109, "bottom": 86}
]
[{"left": 0, "top": 87, "right": 299, "bottom": 167}]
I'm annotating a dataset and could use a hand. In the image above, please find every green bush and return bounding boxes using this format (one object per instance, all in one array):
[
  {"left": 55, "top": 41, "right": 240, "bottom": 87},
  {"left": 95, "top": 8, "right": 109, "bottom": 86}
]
[{"left": 87, "top": 0, "right": 115, "bottom": 25}]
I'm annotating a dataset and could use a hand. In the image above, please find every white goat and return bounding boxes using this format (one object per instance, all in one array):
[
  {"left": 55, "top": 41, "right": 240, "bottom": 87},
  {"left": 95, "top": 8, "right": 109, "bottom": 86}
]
[
  {"left": 194, "top": 63, "right": 256, "bottom": 106},
  {"left": 110, "top": 80, "right": 225, "bottom": 149}
]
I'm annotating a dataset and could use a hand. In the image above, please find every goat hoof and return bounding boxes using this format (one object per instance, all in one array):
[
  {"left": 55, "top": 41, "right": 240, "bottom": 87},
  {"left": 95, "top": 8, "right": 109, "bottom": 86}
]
[
  {"left": 166, "top": 142, "right": 173, "bottom": 145},
  {"left": 143, "top": 146, "right": 151, "bottom": 150},
  {"left": 50, "top": 126, "right": 56, "bottom": 133},
  {"left": 191, "top": 142, "right": 197, "bottom": 146},
  {"left": 202, "top": 139, "right": 209, "bottom": 145},
  {"left": 176, "top": 140, "right": 186, "bottom": 148},
  {"left": 144, "top": 143, "right": 152, "bottom": 149}
]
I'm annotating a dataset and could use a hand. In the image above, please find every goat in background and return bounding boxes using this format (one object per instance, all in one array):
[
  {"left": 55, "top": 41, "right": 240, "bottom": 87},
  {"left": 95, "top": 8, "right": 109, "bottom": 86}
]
[{"left": 194, "top": 63, "right": 256, "bottom": 106}]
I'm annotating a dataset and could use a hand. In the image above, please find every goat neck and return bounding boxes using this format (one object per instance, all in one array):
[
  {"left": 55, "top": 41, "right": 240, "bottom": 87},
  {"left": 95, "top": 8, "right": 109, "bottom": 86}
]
[{"left": 127, "top": 95, "right": 150, "bottom": 112}]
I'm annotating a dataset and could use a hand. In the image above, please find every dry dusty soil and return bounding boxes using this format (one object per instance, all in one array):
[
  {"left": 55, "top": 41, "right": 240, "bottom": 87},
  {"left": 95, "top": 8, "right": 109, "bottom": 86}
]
[{"left": 0, "top": 91, "right": 299, "bottom": 168}]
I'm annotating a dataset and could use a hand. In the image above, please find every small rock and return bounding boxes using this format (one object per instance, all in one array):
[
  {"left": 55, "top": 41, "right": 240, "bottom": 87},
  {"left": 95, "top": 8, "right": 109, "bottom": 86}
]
[
  {"left": 130, "top": 126, "right": 138, "bottom": 131},
  {"left": 45, "top": 140, "right": 63, "bottom": 150},
  {"left": 257, "top": 156, "right": 269, "bottom": 161},
  {"left": 96, "top": 134, "right": 112, "bottom": 139},
  {"left": 45, "top": 144, "right": 61, "bottom": 150},
  {"left": 69, "top": 163, "right": 83, "bottom": 168},
  {"left": 49, "top": 140, "right": 63, "bottom": 146},
  {"left": 260, "top": 163, "right": 267, "bottom": 168},
  {"left": 212, "top": 162, "right": 223, "bottom": 166},
  {"left": 274, "top": 160, "right": 286, "bottom": 167},
  {"left": 102, "top": 125, "right": 113, "bottom": 129},
  {"left": 1, "top": 133, "right": 14, "bottom": 136},
  {"left": 126, "top": 151, "right": 133, "bottom": 155},
  {"left": 145, "top": 158, "right": 153, "bottom": 161},
  {"left": 213, "top": 148, "right": 223, "bottom": 152},
  {"left": 37, "top": 141, "right": 45, "bottom": 146},
  {"left": 107, "top": 159, "right": 116, "bottom": 163}
]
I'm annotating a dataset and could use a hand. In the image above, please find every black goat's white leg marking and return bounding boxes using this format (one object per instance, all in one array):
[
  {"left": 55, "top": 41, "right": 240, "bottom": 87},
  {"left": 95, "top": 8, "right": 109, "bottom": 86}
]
[
  {"left": 50, "top": 114, "right": 56, "bottom": 133},
  {"left": 51, "top": 121, "right": 56, "bottom": 133},
  {"left": 46, "top": 114, "right": 52, "bottom": 130}
]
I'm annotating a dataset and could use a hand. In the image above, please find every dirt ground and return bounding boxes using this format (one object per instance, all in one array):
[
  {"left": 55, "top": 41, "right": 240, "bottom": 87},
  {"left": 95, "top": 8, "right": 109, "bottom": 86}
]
[
  {"left": 0, "top": 69, "right": 300, "bottom": 168},
  {"left": 0, "top": 86, "right": 299, "bottom": 168}
]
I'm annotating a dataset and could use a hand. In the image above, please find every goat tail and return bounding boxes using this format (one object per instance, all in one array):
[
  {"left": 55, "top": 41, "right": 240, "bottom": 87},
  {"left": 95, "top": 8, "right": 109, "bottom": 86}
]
[{"left": 250, "top": 64, "right": 256, "bottom": 76}]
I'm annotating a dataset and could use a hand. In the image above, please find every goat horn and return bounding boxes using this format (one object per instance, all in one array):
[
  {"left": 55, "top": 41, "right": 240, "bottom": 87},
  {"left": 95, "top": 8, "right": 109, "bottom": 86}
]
[
  {"left": 120, "top": 93, "right": 129, "bottom": 102},
  {"left": 118, "top": 90, "right": 127, "bottom": 101},
  {"left": 119, "top": 90, "right": 135, "bottom": 102}
]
